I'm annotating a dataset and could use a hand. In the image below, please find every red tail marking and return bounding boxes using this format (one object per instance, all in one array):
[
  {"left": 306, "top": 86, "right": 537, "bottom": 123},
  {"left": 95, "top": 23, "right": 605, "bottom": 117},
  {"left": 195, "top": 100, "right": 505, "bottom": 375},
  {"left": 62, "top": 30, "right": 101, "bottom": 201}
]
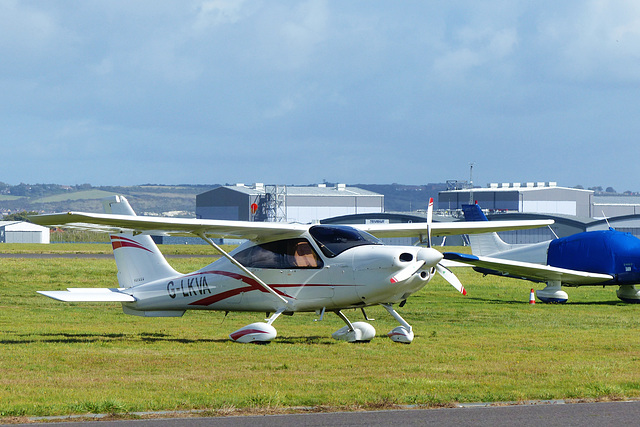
[{"left": 110, "top": 236, "right": 154, "bottom": 253}]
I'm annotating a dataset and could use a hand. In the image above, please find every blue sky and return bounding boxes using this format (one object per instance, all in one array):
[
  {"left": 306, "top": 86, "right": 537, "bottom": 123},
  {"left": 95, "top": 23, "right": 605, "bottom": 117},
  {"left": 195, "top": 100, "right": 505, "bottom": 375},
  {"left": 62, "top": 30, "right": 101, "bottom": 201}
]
[{"left": 2, "top": 1, "right": 640, "bottom": 191}]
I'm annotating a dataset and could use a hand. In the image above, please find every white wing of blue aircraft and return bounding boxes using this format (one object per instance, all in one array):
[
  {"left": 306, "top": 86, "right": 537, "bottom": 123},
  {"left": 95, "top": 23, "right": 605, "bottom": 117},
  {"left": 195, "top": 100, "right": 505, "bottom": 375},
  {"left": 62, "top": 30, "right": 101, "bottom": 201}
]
[
  {"left": 30, "top": 196, "right": 552, "bottom": 344},
  {"left": 443, "top": 204, "right": 640, "bottom": 303}
]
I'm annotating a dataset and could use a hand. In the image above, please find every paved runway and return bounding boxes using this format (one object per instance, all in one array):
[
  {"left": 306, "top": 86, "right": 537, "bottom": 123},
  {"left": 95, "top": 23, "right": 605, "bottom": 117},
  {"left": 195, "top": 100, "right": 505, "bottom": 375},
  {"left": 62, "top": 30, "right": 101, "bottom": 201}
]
[{"left": 7, "top": 401, "right": 640, "bottom": 426}]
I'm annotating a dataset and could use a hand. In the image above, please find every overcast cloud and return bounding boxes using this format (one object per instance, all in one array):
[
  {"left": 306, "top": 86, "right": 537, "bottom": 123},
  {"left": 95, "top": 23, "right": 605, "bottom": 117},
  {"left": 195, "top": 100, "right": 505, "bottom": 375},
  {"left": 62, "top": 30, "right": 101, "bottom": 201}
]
[{"left": 2, "top": 1, "right": 640, "bottom": 191}]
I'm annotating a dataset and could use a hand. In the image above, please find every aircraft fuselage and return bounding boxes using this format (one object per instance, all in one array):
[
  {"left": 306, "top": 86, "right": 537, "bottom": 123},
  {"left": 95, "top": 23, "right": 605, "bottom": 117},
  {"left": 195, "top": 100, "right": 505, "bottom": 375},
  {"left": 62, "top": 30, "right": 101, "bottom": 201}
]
[
  {"left": 121, "top": 239, "right": 437, "bottom": 316},
  {"left": 547, "top": 229, "right": 640, "bottom": 285}
]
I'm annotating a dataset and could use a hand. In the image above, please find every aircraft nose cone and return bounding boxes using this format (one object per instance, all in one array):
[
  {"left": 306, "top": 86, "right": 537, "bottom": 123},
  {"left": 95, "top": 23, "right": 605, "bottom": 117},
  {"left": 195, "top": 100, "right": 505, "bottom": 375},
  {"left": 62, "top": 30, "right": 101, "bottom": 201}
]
[{"left": 417, "top": 247, "right": 443, "bottom": 267}]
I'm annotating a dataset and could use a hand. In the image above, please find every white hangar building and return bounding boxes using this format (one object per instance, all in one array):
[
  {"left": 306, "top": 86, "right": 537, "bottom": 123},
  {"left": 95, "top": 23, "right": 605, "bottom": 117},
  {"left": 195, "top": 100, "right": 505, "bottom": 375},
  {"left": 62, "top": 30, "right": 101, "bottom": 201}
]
[
  {"left": 0, "top": 221, "right": 50, "bottom": 243},
  {"left": 438, "top": 182, "right": 640, "bottom": 243},
  {"left": 592, "top": 195, "right": 640, "bottom": 218},
  {"left": 438, "top": 182, "right": 593, "bottom": 217},
  {"left": 196, "top": 184, "right": 384, "bottom": 224}
]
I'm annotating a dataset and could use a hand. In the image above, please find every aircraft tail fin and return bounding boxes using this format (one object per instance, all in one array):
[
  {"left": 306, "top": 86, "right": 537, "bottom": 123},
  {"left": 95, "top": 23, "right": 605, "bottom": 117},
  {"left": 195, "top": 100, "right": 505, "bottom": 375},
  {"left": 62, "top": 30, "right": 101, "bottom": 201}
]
[
  {"left": 461, "top": 204, "right": 513, "bottom": 256},
  {"left": 461, "top": 203, "right": 489, "bottom": 222},
  {"left": 103, "top": 195, "right": 179, "bottom": 288}
]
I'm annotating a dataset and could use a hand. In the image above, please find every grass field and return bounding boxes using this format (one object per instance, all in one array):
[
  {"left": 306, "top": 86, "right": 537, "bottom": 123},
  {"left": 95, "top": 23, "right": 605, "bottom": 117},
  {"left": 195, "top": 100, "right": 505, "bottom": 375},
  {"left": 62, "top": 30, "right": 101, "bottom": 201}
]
[
  {"left": 31, "top": 190, "right": 118, "bottom": 204},
  {"left": 1, "top": 244, "right": 640, "bottom": 420}
]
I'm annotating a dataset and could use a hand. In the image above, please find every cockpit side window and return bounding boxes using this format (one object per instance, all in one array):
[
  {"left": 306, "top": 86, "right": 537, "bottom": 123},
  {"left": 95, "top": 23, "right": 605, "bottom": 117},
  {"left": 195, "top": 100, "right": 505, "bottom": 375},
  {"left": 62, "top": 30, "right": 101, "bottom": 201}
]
[
  {"left": 309, "top": 225, "right": 382, "bottom": 258},
  {"left": 234, "top": 238, "right": 324, "bottom": 269}
]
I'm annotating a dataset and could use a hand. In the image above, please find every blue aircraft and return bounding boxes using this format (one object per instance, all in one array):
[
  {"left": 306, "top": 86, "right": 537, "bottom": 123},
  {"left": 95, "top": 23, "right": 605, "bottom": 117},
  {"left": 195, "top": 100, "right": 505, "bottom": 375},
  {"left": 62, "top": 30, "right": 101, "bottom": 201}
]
[{"left": 444, "top": 204, "right": 640, "bottom": 303}]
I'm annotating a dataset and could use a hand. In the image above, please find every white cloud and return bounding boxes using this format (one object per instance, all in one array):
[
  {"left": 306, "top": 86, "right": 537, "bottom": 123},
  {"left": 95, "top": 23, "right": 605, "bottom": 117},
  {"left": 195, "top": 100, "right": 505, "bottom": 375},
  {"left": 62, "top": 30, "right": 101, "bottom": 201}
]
[
  {"left": 431, "top": 27, "right": 518, "bottom": 82},
  {"left": 193, "top": 0, "right": 250, "bottom": 30}
]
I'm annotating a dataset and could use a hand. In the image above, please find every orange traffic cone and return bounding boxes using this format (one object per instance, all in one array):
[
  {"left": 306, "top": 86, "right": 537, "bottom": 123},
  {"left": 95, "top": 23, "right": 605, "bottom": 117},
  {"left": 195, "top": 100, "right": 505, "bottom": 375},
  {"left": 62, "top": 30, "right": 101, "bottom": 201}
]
[{"left": 529, "top": 289, "right": 536, "bottom": 304}]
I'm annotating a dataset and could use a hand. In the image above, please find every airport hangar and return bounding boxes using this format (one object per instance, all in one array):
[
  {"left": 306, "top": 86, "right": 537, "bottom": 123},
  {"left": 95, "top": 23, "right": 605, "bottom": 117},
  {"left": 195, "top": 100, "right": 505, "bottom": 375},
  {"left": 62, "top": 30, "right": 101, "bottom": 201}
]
[
  {"left": 195, "top": 183, "right": 466, "bottom": 246},
  {"left": 194, "top": 183, "right": 461, "bottom": 245},
  {"left": 194, "top": 182, "right": 640, "bottom": 246},
  {"left": 196, "top": 183, "right": 384, "bottom": 224},
  {"left": 438, "top": 182, "right": 640, "bottom": 243},
  {"left": 0, "top": 221, "right": 50, "bottom": 243}
]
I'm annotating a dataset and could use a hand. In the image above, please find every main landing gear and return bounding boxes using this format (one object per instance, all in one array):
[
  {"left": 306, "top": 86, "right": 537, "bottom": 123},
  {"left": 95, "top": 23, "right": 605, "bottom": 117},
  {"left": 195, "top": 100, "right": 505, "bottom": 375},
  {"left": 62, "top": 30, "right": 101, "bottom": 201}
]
[
  {"left": 331, "top": 304, "right": 414, "bottom": 344},
  {"left": 536, "top": 281, "right": 568, "bottom": 303},
  {"left": 229, "top": 304, "right": 417, "bottom": 344},
  {"left": 331, "top": 310, "right": 376, "bottom": 342},
  {"left": 616, "top": 285, "right": 640, "bottom": 303},
  {"left": 228, "top": 309, "right": 283, "bottom": 344},
  {"left": 535, "top": 282, "right": 640, "bottom": 304}
]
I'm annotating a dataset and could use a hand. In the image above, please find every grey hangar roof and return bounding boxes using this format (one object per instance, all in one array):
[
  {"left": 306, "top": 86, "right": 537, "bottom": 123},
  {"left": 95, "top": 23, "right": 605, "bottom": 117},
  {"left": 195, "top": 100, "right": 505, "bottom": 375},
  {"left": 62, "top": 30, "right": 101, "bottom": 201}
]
[{"left": 196, "top": 184, "right": 384, "bottom": 224}]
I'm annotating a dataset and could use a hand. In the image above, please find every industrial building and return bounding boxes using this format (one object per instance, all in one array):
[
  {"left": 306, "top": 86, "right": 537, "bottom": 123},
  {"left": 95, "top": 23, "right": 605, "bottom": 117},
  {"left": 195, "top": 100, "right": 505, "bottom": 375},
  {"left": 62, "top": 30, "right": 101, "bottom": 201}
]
[
  {"left": 592, "top": 195, "right": 640, "bottom": 218},
  {"left": 196, "top": 184, "right": 384, "bottom": 224},
  {"left": 437, "top": 182, "right": 640, "bottom": 243},
  {"left": 0, "top": 221, "right": 50, "bottom": 243},
  {"left": 481, "top": 210, "right": 640, "bottom": 244},
  {"left": 320, "top": 182, "right": 640, "bottom": 245},
  {"left": 192, "top": 181, "right": 640, "bottom": 246},
  {"left": 438, "top": 182, "right": 593, "bottom": 217}
]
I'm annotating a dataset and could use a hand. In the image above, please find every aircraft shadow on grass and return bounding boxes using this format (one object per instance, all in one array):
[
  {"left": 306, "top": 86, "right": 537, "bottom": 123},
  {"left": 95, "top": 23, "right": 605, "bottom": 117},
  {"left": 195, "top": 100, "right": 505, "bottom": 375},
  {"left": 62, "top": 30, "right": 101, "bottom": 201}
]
[
  {"left": 465, "top": 295, "right": 623, "bottom": 306},
  {"left": 0, "top": 331, "right": 342, "bottom": 346},
  {"left": 0, "top": 332, "right": 224, "bottom": 345}
]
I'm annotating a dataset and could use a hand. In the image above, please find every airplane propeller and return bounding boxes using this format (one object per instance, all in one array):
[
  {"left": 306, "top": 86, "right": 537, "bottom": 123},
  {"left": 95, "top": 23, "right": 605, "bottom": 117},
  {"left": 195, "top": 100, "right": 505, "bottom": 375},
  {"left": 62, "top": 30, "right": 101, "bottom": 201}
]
[
  {"left": 390, "top": 259, "right": 426, "bottom": 284},
  {"left": 425, "top": 197, "right": 467, "bottom": 295},
  {"left": 436, "top": 263, "right": 467, "bottom": 295},
  {"left": 426, "top": 196, "right": 434, "bottom": 248}
]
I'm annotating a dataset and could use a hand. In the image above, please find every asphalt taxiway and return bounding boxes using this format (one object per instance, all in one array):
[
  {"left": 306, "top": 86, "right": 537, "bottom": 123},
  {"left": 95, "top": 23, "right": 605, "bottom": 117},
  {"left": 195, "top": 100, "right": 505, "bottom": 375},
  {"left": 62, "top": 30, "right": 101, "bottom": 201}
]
[{"left": 6, "top": 400, "right": 640, "bottom": 427}]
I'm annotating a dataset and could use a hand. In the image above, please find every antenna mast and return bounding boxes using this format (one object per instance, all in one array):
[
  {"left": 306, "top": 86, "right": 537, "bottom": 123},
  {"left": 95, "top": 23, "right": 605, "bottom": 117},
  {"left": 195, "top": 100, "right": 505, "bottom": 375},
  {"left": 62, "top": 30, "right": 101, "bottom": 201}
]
[{"left": 469, "top": 162, "right": 475, "bottom": 204}]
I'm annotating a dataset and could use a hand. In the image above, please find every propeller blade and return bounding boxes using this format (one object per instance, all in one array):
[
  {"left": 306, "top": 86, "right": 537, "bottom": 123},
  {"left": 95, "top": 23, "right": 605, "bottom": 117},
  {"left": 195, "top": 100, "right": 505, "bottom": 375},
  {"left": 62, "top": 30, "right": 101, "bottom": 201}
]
[
  {"left": 436, "top": 263, "right": 467, "bottom": 295},
  {"left": 390, "top": 260, "right": 426, "bottom": 283},
  {"left": 426, "top": 197, "right": 434, "bottom": 248}
]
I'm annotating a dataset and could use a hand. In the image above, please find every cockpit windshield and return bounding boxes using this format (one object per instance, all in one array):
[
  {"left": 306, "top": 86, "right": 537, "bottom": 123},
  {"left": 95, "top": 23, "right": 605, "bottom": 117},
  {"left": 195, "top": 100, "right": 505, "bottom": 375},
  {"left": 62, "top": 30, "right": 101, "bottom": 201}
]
[{"left": 309, "top": 225, "right": 382, "bottom": 258}]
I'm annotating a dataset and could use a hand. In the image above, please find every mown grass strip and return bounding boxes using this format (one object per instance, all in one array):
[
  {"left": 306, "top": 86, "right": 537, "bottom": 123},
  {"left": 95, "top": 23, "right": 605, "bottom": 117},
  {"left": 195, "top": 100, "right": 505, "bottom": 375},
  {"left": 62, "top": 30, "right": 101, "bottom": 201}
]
[
  {"left": 1, "top": 250, "right": 639, "bottom": 419},
  {"left": 0, "top": 243, "right": 233, "bottom": 255}
]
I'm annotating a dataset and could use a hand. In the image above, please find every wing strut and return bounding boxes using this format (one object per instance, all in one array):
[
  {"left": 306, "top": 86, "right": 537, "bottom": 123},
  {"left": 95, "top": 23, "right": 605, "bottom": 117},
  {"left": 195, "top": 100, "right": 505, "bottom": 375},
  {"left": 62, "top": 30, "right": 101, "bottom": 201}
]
[{"left": 197, "top": 232, "right": 289, "bottom": 305}]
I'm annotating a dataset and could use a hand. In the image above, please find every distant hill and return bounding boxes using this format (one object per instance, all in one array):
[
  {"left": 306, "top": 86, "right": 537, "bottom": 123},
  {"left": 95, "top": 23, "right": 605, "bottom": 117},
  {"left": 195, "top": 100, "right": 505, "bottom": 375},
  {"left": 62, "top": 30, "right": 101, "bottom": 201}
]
[
  {"left": 3, "top": 182, "right": 636, "bottom": 219},
  {"left": 1, "top": 182, "right": 447, "bottom": 217},
  {"left": 0, "top": 184, "right": 218, "bottom": 217},
  {"left": 354, "top": 183, "right": 448, "bottom": 212}
]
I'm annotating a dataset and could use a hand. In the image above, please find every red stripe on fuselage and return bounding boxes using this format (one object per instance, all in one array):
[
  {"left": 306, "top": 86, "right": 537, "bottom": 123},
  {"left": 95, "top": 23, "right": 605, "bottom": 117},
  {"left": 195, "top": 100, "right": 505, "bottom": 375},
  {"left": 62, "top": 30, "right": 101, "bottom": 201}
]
[{"left": 188, "top": 270, "right": 343, "bottom": 306}]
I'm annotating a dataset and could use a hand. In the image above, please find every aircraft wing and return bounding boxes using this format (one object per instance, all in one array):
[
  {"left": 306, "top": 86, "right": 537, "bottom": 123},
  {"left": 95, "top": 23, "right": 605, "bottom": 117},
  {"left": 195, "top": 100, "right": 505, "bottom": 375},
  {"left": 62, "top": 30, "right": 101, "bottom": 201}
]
[
  {"left": 443, "top": 252, "right": 613, "bottom": 284},
  {"left": 358, "top": 219, "right": 554, "bottom": 239},
  {"left": 31, "top": 212, "right": 552, "bottom": 242},
  {"left": 29, "top": 212, "right": 309, "bottom": 241}
]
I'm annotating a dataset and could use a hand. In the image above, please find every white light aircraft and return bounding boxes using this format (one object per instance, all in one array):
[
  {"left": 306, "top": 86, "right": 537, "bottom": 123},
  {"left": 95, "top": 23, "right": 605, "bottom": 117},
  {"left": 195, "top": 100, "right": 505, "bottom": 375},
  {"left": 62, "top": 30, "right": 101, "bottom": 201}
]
[{"left": 30, "top": 196, "right": 552, "bottom": 344}]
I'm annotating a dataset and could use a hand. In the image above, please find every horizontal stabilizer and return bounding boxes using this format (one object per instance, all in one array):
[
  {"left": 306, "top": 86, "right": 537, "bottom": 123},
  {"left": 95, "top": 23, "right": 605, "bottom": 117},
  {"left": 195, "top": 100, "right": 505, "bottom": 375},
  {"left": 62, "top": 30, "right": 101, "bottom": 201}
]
[{"left": 38, "top": 288, "right": 135, "bottom": 302}]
